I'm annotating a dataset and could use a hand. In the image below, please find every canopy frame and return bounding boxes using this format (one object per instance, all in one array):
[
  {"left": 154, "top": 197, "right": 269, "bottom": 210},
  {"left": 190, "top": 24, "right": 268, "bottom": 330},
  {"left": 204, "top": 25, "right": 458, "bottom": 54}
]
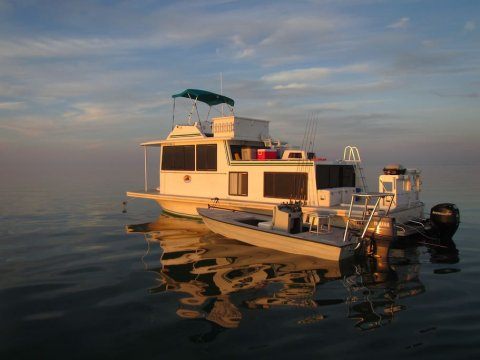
[{"left": 171, "top": 88, "right": 235, "bottom": 130}]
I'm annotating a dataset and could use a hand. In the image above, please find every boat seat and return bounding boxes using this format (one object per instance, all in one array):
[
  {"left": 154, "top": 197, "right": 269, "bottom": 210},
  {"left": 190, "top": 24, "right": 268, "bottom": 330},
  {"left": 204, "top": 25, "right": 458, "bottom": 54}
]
[
  {"left": 258, "top": 221, "right": 273, "bottom": 230},
  {"left": 306, "top": 212, "right": 333, "bottom": 234}
]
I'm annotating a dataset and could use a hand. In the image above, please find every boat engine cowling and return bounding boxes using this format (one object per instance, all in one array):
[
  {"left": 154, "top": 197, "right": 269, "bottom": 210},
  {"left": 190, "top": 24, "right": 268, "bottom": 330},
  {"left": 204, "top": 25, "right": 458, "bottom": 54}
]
[{"left": 430, "top": 203, "right": 460, "bottom": 238}]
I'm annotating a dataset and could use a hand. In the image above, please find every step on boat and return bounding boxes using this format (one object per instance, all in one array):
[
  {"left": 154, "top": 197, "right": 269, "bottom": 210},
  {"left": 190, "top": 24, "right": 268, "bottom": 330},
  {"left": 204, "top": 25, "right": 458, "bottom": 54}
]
[
  {"left": 198, "top": 203, "right": 366, "bottom": 261},
  {"left": 127, "top": 88, "right": 460, "bottom": 240}
]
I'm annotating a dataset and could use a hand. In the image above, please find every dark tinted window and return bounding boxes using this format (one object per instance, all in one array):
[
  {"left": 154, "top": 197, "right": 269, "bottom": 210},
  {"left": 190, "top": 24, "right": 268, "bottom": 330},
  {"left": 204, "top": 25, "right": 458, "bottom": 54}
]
[
  {"left": 230, "top": 145, "right": 242, "bottom": 161},
  {"left": 196, "top": 144, "right": 217, "bottom": 171},
  {"left": 264, "top": 172, "right": 307, "bottom": 200},
  {"left": 162, "top": 145, "right": 195, "bottom": 171},
  {"left": 316, "top": 165, "right": 355, "bottom": 189},
  {"left": 341, "top": 166, "right": 355, "bottom": 187}
]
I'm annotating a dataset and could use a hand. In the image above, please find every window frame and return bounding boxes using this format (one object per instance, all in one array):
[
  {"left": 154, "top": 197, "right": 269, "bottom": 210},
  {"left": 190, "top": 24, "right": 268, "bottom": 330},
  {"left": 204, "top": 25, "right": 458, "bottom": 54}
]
[
  {"left": 229, "top": 172, "right": 248, "bottom": 196},
  {"left": 161, "top": 145, "right": 195, "bottom": 171},
  {"left": 263, "top": 172, "right": 308, "bottom": 200},
  {"left": 196, "top": 144, "right": 217, "bottom": 171}
]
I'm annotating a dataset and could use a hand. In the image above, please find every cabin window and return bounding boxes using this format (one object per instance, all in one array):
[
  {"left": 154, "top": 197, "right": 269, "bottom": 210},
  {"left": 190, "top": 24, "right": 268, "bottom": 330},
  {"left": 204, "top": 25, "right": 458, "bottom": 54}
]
[
  {"left": 196, "top": 144, "right": 217, "bottom": 171},
  {"left": 229, "top": 172, "right": 248, "bottom": 196},
  {"left": 161, "top": 145, "right": 195, "bottom": 171},
  {"left": 315, "top": 165, "right": 355, "bottom": 189},
  {"left": 288, "top": 152, "right": 302, "bottom": 159},
  {"left": 382, "top": 181, "right": 393, "bottom": 192},
  {"left": 230, "top": 145, "right": 243, "bottom": 161},
  {"left": 264, "top": 172, "right": 307, "bottom": 200}
]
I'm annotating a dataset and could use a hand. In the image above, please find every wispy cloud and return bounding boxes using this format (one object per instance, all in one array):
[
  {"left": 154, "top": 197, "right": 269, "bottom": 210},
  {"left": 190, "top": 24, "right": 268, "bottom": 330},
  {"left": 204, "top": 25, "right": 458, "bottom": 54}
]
[
  {"left": 262, "top": 64, "right": 370, "bottom": 83},
  {"left": 432, "top": 90, "right": 479, "bottom": 99},
  {"left": 387, "top": 17, "right": 410, "bottom": 29},
  {"left": 0, "top": 101, "right": 25, "bottom": 110},
  {"left": 271, "top": 79, "right": 394, "bottom": 95},
  {"left": 464, "top": 20, "right": 476, "bottom": 32}
]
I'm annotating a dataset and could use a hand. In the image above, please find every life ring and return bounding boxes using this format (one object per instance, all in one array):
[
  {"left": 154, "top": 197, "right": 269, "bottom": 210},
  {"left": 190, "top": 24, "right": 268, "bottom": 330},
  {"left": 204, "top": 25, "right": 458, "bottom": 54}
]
[{"left": 184, "top": 175, "right": 191, "bottom": 183}]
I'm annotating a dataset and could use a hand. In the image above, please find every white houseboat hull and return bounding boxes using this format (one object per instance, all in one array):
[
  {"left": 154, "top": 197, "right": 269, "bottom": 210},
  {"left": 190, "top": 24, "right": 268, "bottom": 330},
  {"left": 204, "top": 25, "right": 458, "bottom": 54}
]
[{"left": 127, "top": 190, "right": 424, "bottom": 237}]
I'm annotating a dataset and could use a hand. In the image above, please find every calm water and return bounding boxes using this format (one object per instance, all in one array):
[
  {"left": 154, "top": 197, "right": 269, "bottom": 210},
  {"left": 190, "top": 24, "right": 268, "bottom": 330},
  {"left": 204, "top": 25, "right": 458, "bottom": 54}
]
[{"left": 1, "top": 164, "right": 479, "bottom": 359}]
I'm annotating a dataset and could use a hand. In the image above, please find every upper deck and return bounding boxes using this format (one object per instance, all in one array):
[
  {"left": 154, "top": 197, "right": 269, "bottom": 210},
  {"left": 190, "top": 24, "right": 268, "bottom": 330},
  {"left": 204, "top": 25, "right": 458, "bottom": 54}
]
[{"left": 141, "top": 115, "right": 270, "bottom": 145}]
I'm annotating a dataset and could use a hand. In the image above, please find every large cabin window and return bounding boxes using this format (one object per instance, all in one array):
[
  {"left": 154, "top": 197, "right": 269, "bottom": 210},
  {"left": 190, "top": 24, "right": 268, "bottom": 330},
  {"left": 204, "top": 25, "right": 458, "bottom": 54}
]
[
  {"left": 264, "top": 172, "right": 307, "bottom": 200},
  {"left": 196, "top": 144, "right": 217, "bottom": 171},
  {"left": 229, "top": 172, "right": 248, "bottom": 196},
  {"left": 161, "top": 145, "right": 195, "bottom": 171},
  {"left": 316, "top": 165, "right": 355, "bottom": 189}
]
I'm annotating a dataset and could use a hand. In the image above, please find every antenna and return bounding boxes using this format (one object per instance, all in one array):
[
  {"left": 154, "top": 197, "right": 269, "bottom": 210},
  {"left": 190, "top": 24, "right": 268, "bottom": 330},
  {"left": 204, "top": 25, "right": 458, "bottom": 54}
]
[{"left": 220, "top": 72, "right": 224, "bottom": 116}]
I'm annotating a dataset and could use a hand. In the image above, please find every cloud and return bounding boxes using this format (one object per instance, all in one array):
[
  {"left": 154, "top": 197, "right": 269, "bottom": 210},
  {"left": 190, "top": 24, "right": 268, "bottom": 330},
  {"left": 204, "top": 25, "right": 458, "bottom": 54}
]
[
  {"left": 432, "top": 90, "right": 479, "bottom": 99},
  {"left": 387, "top": 17, "right": 410, "bottom": 29},
  {"left": 0, "top": 101, "right": 25, "bottom": 110},
  {"left": 390, "top": 50, "right": 479, "bottom": 75},
  {"left": 262, "top": 64, "right": 370, "bottom": 83},
  {"left": 273, "top": 83, "right": 312, "bottom": 90},
  {"left": 271, "top": 79, "right": 394, "bottom": 95},
  {"left": 235, "top": 48, "right": 255, "bottom": 59},
  {"left": 63, "top": 103, "right": 111, "bottom": 122},
  {"left": 0, "top": 116, "right": 57, "bottom": 137},
  {"left": 464, "top": 20, "right": 476, "bottom": 32},
  {"left": 0, "top": 37, "right": 130, "bottom": 59}
]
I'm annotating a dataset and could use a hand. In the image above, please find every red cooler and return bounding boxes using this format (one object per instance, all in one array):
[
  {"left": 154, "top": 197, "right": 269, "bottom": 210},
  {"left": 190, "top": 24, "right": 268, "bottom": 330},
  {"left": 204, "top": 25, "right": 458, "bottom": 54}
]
[{"left": 257, "top": 149, "right": 278, "bottom": 160}]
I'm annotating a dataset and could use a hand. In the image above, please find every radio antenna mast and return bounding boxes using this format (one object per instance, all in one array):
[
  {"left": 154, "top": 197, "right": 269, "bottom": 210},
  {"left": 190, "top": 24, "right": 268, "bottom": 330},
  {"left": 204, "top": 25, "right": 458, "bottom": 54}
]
[{"left": 220, "top": 72, "right": 224, "bottom": 116}]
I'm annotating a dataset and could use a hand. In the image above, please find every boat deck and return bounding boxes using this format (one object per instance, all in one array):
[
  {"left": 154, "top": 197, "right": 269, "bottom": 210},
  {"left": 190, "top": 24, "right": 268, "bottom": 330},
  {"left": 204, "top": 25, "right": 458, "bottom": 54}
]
[
  {"left": 198, "top": 208, "right": 360, "bottom": 260},
  {"left": 228, "top": 210, "right": 355, "bottom": 247},
  {"left": 201, "top": 208, "right": 359, "bottom": 246},
  {"left": 126, "top": 189, "right": 378, "bottom": 216}
]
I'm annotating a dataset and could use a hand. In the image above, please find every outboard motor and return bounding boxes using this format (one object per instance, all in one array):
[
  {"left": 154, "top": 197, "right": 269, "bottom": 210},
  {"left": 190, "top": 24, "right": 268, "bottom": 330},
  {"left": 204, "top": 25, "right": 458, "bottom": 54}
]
[{"left": 430, "top": 203, "right": 460, "bottom": 238}]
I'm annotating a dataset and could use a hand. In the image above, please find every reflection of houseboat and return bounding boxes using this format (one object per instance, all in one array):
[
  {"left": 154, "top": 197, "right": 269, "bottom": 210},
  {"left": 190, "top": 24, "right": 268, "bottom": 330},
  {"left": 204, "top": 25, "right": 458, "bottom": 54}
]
[
  {"left": 127, "top": 89, "right": 460, "bottom": 238},
  {"left": 127, "top": 216, "right": 455, "bottom": 332},
  {"left": 127, "top": 216, "right": 352, "bottom": 331}
]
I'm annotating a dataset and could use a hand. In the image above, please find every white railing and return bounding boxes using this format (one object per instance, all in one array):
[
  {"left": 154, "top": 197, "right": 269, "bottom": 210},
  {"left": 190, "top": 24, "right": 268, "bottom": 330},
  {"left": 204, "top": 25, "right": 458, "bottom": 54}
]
[
  {"left": 343, "top": 192, "right": 395, "bottom": 242},
  {"left": 343, "top": 145, "right": 368, "bottom": 193}
]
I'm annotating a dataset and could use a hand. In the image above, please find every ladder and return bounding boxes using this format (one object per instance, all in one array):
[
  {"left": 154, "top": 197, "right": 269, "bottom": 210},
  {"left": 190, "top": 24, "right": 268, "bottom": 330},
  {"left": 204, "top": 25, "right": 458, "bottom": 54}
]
[
  {"left": 343, "top": 192, "right": 395, "bottom": 242},
  {"left": 343, "top": 146, "right": 368, "bottom": 193}
]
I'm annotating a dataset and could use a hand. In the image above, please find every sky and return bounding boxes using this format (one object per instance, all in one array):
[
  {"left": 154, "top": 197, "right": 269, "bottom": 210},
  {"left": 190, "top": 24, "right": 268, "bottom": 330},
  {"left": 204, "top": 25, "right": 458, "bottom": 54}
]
[{"left": 0, "top": 0, "right": 479, "bottom": 169}]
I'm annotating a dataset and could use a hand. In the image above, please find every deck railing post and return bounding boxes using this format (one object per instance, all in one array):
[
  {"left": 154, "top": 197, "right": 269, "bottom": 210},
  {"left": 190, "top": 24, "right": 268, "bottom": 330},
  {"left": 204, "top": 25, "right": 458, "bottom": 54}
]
[{"left": 144, "top": 146, "right": 148, "bottom": 192}]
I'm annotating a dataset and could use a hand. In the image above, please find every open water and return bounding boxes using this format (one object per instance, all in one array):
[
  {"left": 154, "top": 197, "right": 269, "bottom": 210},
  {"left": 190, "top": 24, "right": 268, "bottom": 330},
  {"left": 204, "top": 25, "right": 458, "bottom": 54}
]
[{"left": 1, "top": 164, "right": 479, "bottom": 359}]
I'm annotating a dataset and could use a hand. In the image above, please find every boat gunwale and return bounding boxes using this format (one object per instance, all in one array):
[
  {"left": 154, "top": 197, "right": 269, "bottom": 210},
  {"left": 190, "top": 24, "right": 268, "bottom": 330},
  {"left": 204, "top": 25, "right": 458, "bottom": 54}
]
[{"left": 197, "top": 208, "right": 358, "bottom": 248}]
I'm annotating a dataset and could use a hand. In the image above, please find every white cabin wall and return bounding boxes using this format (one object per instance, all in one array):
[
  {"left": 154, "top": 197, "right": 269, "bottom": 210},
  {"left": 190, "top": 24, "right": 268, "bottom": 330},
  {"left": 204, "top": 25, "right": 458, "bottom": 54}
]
[
  {"left": 161, "top": 172, "right": 227, "bottom": 198},
  {"left": 158, "top": 138, "right": 319, "bottom": 204},
  {"left": 160, "top": 140, "right": 229, "bottom": 199},
  {"left": 225, "top": 162, "right": 317, "bottom": 204}
]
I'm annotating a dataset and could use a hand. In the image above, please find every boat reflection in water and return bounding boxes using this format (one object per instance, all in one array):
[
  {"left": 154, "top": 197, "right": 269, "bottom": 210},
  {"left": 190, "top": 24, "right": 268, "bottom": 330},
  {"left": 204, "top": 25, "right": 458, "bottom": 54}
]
[{"left": 126, "top": 215, "right": 459, "bottom": 337}]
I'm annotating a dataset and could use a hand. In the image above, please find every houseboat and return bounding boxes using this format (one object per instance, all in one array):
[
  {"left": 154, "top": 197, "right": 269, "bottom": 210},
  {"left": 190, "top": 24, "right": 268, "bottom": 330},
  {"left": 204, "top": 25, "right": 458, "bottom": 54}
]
[{"left": 127, "top": 89, "right": 459, "bottom": 239}]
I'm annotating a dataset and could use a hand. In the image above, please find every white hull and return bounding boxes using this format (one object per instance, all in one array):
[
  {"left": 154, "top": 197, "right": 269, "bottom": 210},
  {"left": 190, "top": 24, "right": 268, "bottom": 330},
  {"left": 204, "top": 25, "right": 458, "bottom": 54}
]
[{"left": 128, "top": 190, "right": 424, "bottom": 237}]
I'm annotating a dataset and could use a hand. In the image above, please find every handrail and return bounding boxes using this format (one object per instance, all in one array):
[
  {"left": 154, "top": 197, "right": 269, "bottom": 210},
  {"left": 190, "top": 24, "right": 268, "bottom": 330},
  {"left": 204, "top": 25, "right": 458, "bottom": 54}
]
[
  {"left": 343, "top": 145, "right": 362, "bottom": 162},
  {"left": 343, "top": 192, "right": 395, "bottom": 242},
  {"left": 343, "top": 145, "right": 368, "bottom": 192}
]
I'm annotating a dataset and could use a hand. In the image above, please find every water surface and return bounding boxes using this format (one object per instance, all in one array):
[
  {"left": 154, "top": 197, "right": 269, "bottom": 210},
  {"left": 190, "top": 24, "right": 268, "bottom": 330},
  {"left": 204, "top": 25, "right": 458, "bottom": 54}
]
[{"left": 1, "top": 164, "right": 479, "bottom": 359}]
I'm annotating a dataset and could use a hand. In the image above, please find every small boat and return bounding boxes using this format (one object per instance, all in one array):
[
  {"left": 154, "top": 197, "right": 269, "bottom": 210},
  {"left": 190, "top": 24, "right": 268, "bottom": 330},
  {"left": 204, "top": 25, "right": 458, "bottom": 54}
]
[{"left": 198, "top": 204, "right": 362, "bottom": 261}]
